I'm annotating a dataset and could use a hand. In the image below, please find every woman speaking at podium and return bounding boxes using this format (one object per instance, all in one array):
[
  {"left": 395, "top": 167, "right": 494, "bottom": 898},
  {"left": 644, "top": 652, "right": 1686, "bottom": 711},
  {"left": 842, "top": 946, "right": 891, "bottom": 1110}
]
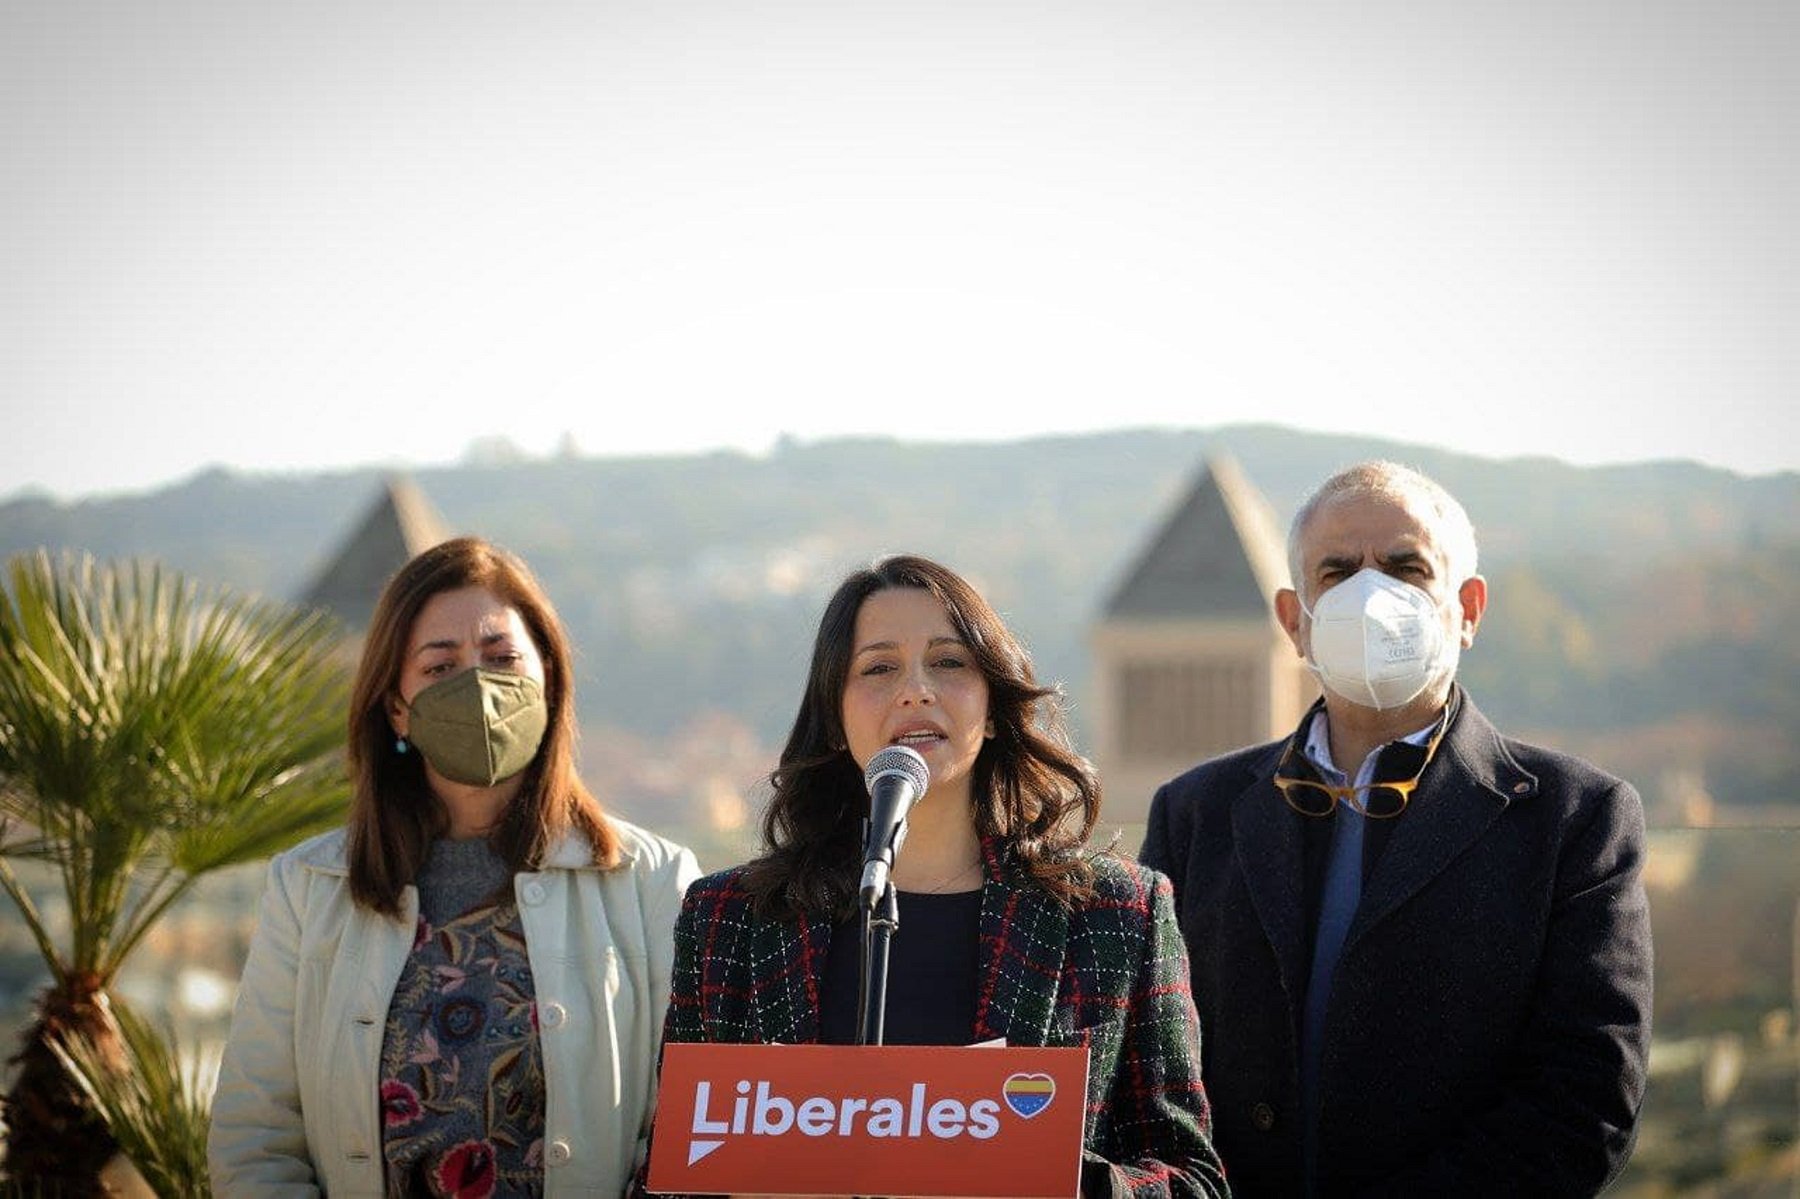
[{"left": 661, "top": 555, "right": 1227, "bottom": 1197}]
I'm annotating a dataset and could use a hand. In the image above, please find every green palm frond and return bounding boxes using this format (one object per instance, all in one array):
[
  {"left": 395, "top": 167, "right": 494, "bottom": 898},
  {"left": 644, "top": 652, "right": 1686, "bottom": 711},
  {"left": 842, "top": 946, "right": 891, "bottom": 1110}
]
[
  {"left": 0, "top": 549, "right": 352, "bottom": 982},
  {"left": 50, "top": 1001, "right": 216, "bottom": 1199}
]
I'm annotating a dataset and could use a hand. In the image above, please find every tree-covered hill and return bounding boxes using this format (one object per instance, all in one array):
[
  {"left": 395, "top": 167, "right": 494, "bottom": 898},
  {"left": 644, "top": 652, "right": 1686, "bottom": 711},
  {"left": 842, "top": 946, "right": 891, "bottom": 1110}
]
[{"left": 5, "top": 424, "right": 1795, "bottom": 806}]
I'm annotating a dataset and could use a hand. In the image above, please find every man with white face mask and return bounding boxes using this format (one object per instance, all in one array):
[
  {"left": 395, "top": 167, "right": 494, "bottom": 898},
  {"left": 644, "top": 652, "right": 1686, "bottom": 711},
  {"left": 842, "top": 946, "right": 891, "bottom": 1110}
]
[{"left": 1141, "top": 461, "right": 1652, "bottom": 1198}]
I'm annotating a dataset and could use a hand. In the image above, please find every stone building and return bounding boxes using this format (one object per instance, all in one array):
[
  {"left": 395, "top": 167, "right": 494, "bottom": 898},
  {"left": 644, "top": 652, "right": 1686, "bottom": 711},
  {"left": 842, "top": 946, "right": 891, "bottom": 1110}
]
[{"left": 1091, "top": 456, "right": 1314, "bottom": 827}]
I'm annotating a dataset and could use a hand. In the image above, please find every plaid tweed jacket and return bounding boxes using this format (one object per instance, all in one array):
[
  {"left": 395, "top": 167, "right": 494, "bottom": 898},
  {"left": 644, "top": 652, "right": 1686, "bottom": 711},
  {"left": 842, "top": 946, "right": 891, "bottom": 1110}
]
[{"left": 661, "top": 840, "right": 1229, "bottom": 1198}]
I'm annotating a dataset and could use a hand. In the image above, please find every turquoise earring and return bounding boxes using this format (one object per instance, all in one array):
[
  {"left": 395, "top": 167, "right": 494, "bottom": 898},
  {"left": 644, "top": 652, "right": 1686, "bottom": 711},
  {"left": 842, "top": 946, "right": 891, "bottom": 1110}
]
[{"left": 395, "top": 737, "right": 409, "bottom": 754}]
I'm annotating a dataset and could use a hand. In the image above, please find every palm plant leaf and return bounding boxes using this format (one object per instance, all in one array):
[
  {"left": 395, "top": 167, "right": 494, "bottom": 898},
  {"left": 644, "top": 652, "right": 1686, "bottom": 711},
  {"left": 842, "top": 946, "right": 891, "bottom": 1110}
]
[
  {"left": 0, "top": 549, "right": 353, "bottom": 980},
  {"left": 50, "top": 1000, "right": 217, "bottom": 1199},
  {"left": 0, "top": 852, "right": 62, "bottom": 983}
]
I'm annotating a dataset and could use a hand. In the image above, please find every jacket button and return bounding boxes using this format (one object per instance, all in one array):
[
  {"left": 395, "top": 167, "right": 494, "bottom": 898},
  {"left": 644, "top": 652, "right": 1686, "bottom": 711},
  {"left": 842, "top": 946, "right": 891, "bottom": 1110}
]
[
  {"left": 540, "top": 1001, "right": 567, "bottom": 1030},
  {"left": 546, "top": 1139, "right": 572, "bottom": 1167},
  {"left": 1251, "top": 1102, "right": 1276, "bottom": 1132}
]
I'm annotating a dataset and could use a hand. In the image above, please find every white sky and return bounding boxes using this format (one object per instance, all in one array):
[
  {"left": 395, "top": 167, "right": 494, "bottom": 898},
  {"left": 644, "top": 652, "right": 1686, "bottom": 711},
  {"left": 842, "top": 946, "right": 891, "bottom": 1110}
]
[{"left": 3, "top": 0, "right": 1795, "bottom": 501}]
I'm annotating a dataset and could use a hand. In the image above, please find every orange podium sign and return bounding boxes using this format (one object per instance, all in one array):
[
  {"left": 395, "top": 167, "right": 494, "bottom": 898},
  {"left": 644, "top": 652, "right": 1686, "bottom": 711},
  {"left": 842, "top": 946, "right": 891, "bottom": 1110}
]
[{"left": 647, "top": 1042, "right": 1089, "bottom": 1197}]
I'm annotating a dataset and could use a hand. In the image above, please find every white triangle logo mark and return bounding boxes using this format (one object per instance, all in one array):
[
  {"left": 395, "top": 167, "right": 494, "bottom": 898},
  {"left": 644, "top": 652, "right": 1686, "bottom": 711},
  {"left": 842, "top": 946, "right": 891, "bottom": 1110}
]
[{"left": 687, "top": 1139, "right": 725, "bottom": 1166}]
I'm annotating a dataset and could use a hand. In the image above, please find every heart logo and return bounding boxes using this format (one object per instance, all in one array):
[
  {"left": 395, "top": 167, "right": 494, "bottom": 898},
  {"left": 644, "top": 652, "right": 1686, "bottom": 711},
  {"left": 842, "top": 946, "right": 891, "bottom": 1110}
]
[{"left": 1001, "top": 1072, "right": 1056, "bottom": 1119}]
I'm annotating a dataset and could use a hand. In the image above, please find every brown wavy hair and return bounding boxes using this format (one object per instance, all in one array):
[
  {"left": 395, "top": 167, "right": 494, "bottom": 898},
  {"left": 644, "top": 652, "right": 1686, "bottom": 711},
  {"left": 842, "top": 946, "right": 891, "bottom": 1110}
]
[
  {"left": 346, "top": 536, "right": 617, "bottom": 915},
  {"left": 742, "top": 554, "right": 1099, "bottom": 920}
]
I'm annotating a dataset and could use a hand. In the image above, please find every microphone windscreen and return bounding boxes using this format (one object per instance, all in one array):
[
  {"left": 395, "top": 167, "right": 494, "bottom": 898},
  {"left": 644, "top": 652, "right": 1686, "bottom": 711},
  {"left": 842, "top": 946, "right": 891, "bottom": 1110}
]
[{"left": 862, "top": 744, "right": 930, "bottom": 797}]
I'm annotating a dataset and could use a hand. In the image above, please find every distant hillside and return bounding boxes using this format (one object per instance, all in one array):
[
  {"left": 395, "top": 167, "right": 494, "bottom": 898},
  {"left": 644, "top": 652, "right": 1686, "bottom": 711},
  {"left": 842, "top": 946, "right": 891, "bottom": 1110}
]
[{"left": 4, "top": 425, "right": 1796, "bottom": 807}]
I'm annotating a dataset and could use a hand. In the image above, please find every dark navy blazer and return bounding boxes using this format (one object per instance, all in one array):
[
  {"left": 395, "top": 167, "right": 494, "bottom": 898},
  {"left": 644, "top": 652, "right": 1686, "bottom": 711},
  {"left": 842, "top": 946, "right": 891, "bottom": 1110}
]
[{"left": 1141, "top": 690, "right": 1652, "bottom": 1197}]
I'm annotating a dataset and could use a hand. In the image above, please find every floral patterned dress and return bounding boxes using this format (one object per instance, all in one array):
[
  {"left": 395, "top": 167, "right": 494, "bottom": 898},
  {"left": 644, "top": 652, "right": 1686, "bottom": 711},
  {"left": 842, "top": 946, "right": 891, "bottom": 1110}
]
[{"left": 379, "top": 893, "right": 546, "bottom": 1198}]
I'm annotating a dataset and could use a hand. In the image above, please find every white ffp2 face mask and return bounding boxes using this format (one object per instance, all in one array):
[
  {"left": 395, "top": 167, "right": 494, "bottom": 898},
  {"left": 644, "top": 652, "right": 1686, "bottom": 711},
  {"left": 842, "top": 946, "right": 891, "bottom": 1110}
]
[{"left": 1300, "top": 567, "right": 1461, "bottom": 710}]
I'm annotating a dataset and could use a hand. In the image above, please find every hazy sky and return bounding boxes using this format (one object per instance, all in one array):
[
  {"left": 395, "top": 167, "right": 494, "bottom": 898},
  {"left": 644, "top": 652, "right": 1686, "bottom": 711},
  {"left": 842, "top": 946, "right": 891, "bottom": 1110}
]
[{"left": 4, "top": 0, "right": 1795, "bottom": 501}]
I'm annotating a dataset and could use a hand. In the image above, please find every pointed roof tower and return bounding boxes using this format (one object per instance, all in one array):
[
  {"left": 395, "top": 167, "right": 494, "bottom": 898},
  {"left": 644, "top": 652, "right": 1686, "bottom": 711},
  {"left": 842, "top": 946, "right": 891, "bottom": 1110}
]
[
  {"left": 300, "top": 476, "right": 449, "bottom": 630},
  {"left": 1090, "top": 455, "right": 1312, "bottom": 827},
  {"left": 1104, "top": 454, "right": 1289, "bottom": 620}
]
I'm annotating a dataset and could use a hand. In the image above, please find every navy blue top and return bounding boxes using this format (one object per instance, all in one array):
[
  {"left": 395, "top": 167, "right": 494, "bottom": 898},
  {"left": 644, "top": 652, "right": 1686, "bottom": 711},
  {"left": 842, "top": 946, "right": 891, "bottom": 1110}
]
[{"left": 819, "top": 889, "right": 983, "bottom": 1046}]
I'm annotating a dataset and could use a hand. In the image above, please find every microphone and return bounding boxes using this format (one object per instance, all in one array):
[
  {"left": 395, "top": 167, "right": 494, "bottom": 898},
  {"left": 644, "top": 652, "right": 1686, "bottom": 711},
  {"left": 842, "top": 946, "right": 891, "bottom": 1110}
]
[{"left": 858, "top": 744, "right": 931, "bottom": 908}]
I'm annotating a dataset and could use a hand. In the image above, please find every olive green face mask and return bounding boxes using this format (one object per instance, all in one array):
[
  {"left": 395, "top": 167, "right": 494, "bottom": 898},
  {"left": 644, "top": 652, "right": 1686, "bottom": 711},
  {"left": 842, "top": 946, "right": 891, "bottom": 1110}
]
[{"left": 402, "top": 668, "right": 549, "bottom": 788}]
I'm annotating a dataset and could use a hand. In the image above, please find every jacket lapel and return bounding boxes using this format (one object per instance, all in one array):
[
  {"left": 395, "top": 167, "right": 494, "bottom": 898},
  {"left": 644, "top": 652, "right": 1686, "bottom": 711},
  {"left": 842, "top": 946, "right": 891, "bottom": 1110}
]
[
  {"left": 1346, "top": 693, "right": 1525, "bottom": 949},
  {"left": 1230, "top": 755, "right": 1309, "bottom": 1004},
  {"left": 971, "top": 841, "right": 1070, "bottom": 1047}
]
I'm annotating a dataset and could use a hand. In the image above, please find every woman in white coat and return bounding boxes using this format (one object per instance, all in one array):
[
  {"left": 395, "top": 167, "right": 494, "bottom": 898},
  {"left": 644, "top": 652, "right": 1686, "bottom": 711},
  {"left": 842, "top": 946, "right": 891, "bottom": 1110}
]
[{"left": 211, "top": 537, "right": 699, "bottom": 1196}]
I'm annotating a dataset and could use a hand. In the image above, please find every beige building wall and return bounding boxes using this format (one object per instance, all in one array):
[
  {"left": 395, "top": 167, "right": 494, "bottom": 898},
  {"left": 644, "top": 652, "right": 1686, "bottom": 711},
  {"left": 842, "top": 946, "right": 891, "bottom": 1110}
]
[{"left": 1092, "top": 619, "right": 1314, "bottom": 828}]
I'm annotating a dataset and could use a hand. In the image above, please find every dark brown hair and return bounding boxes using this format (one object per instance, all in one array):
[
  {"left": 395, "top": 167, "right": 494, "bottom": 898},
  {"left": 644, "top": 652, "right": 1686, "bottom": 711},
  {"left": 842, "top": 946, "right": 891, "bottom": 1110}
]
[
  {"left": 346, "top": 536, "right": 617, "bottom": 914},
  {"left": 742, "top": 554, "right": 1099, "bottom": 919}
]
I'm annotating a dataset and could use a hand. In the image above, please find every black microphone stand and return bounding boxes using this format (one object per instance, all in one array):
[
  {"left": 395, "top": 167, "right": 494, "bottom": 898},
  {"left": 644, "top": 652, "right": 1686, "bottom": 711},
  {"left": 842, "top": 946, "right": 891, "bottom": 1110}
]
[
  {"left": 854, "top": 880, "right": 899, "bottom": 1046},
  {"left": 855, "top": 811, "right": 905, "bottom": 1046}
]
